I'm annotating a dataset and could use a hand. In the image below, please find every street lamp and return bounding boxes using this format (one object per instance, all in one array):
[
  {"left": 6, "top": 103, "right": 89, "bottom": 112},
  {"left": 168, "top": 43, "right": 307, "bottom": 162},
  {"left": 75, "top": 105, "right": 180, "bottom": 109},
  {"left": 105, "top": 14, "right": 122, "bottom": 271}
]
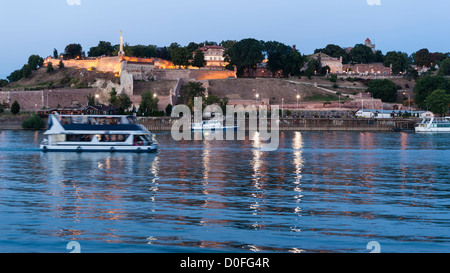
[
  {"left": 255, "top": 93, "right": 259, "bottom": 107},
  {"left": 281, "top": 98, "right": 284, "bottom": 117},
  {"left": 296, "top": 94, "right": 300, "bottom": 110},
  {"left": 367, "top": 92, "right": 374, "bottom": 109},
  {"left": 403, "top": 91, "right": 410, "bottom": 112},
  {"left": 336, "top": 92, "right": 341, "bottom": 111},
  {"left": 47, "top": 90, "right": 52, "bottom": 108}
]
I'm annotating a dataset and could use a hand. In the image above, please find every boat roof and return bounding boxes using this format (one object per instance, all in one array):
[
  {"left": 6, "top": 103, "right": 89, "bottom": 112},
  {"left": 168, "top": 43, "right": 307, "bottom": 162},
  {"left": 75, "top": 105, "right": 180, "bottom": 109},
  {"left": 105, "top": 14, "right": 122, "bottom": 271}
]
[
  {"left": 51, "top": 114, "right": 135, "bottom": 118},
  {"left": 358, "top": 109, "right": 425, "bottom": 114}
]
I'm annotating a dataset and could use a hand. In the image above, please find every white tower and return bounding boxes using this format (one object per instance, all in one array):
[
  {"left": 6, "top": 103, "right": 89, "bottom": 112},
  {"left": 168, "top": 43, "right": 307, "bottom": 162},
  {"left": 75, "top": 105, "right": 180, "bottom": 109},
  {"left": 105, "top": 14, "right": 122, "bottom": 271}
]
[{"left": 118, "top": 30, "right": 125, "bottom": 56}]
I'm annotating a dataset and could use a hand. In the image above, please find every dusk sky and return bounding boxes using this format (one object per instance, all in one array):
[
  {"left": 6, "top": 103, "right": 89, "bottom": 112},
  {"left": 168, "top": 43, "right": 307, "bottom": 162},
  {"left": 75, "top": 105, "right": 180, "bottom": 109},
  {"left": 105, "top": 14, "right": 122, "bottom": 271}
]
[{"left": 1, "top": 0, "right": 449, "bottom": 79}]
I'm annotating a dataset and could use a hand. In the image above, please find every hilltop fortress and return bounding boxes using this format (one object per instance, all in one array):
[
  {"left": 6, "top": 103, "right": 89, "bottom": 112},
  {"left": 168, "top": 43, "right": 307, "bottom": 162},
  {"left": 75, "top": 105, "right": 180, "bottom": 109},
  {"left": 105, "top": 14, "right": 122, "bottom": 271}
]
[
  {"left": 3, "top": 35, "right": 408, "bottom": 112},
  {"left": 39, "top": 31, "right": 236, "bottom": 110}
]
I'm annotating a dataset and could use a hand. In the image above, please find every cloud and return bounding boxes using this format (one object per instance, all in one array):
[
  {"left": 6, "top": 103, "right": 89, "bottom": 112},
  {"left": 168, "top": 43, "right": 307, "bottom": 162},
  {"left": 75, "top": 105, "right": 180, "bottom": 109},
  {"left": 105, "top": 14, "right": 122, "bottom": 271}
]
[{"left": 67, "top": 0, "right": 81, "bottom": 5}]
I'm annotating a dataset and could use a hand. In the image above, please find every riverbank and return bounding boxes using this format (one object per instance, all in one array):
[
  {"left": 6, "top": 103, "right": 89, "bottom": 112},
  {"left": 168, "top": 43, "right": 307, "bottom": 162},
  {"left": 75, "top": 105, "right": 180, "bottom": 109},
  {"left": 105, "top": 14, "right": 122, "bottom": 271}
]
[
  {"left": 137, "top": 117, "right": 419, "bottom": 131},
  {"left": 0, "top": 116, "right": 29, "bottom": 130},
  {"left": 0, "top": 116, "right": 419, "bottom": 131}
]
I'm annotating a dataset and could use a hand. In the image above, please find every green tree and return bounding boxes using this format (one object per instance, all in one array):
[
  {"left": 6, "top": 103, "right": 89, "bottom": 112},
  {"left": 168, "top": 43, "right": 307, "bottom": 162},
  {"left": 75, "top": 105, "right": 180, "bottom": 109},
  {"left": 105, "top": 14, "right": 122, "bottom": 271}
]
[
  {"left": 171, "top": 47, "right": 192, "bottom": 67},
  {"left": 165, "top": 104, "right": 173, "bottom": 116},
  {"left": 156, "top": 46, "right": 170, "bottom": 60},
  {"left": 186, "top": 42, "right": 200, "bottom": 53},
  {"left": 349, "top": 44, "right": 375, "bottom": 64},
  {"left": 225, "top": 38, "right": 265, "bottom": 77},
  {"left": 11, "top": 100, "right": 20, "bottom": 114},
  {"left": 425, "top": 89, "right": 450, "bottom": 115},
  {"left": 108, "top": 88, "right": 131, "bottom": 112},
  {"left": 204, "top": 95, "right": 229, "bottom": 113},
  {"left": 0, "top": 79, "right": 8, "bottom": 87},
  {"left": 414, "top": 76, "right": 450, "bottom": 109},
  {"left": 64, "top": 43, "right": 82, "bottom": 59},
  {"left": 118, "top": 93, "right": 132, "bottom": 111},
  {"left": 192, "top": 50, "right": 206, "bottom": 68},
  {"left": 438, "top": 58, "right": 450, "bottom": 76},
  {"left": 139, "top": 91, "right": 159, "bottom": 116},
  {"left": 265, "top": 41, "right": 292, "bottom": 77},
  {"left": 366, "top": 79, "right": 398, "bottom": 102},
  {"left": 184, "top": 82, "right": 206, "bottom": 110},
  {"left": 7, "top": 69, "right": 23, "bottom": 82},
  {"left": 22, "top": 64, "right": 32, "bottom": 78},
  {"left": 265, "top": 41, "right": 306, "bottom": 77},
  {"left": 53, "top": 48, "right": 58, "bottom": 59},
  {"left": 58, "top": 60, "right": 65, "bottom": 69},
  {"left": 414, "top": 48, "right": 432, "bottom": 67},
  {"left": 86, "top": 94, "right": 96, "bottom": 106},
  {"left": 304, "top": 58, "right": 321, "bottom": 77},
  {"left": 28, "top": 55, "right": 44, "bottom": 70},
  {"left": 88, "top": 41, "right": 114, "bottom": 57},
  {"left": 129, "top": 44, "right": 158, "bottom": 58},
  {"left": 288, "top": 50, "right": 306, "bottom": 76},
  {"left": 46, "top": 62, "right": 54, "bottom": 73},
  {"left": 383, "top": 51, "right": 409, "bottom": 74},
  {"left": 109, "top": 88, "right": 118, "bottom": 105},
  {"left": 22, "top": 114, "right": 44, "bottom": 130}
]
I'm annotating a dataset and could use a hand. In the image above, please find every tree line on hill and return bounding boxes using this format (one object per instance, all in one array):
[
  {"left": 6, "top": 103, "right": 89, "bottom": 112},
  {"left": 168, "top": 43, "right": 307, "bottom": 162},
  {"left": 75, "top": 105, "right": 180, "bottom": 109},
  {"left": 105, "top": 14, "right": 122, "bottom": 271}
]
[
  {"left": 3, "top": 39, "right": 450, "bottom": 85},
  {"left": 1, "top": 38, "right": 449, "bottom": 115}
]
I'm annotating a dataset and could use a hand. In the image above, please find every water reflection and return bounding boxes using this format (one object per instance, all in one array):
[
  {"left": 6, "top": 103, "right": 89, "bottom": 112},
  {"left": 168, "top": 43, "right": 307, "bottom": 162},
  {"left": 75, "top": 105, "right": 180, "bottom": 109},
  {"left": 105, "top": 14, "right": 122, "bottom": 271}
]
[
  {"left": 250, "top": 131, "right": 264, "bottom": 229},
  {"left": 39, "top": 151, "right": 159, "bottom": 242},
  {"left": 1, "top": 131, "right": 448, "bottom": 253},
  {"left": 292, "top": 132, "right": 304, "bottom": 221},
  {"left": 201, "top": 139, "right": 211, "bottom": 206}
]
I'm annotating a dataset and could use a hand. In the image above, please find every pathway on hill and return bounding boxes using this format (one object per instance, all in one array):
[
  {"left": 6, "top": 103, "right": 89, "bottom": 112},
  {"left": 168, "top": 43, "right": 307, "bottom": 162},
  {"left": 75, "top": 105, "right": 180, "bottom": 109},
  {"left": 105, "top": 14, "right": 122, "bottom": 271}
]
[{"left": 284, "top": 80, "right": 360, "bottom": 99}]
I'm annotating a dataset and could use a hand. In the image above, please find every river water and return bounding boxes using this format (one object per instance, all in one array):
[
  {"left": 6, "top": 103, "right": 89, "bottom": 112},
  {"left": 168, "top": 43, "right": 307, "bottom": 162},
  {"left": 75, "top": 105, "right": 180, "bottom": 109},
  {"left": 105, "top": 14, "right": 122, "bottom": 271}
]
[{"left": 0, "top": 130, "right": 448, "bottom": 253}]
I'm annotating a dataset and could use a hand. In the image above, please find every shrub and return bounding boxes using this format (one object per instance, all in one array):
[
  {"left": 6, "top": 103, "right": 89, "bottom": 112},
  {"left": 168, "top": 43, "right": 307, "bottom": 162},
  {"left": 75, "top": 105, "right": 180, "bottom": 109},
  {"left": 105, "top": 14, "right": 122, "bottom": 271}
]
[
  {"left": 11, "top": 100, "right": 20, "bottom": 114},
  {"left": 22, "top": 114, "right": 44, "bottom": 130},
  {"left": 46, "top": 62, "right": 54, "bottom": 73}
]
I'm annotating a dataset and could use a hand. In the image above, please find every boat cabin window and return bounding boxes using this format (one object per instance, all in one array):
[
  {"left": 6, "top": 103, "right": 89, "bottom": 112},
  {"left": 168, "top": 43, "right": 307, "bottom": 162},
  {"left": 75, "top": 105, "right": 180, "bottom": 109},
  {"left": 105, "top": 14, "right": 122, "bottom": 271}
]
[
  {"left": 57, "top": 115, "right": 137, "bottom": 126},
  {"left": 96, "top": 134, "right": 130, "bottom": 142},
  {"left": 66, "top": 134, "right": 94, "bottom": 142},
  {"left": 126, "top": 116, "right": 137, "bottom": 124},
  {"left": 133, "top": 134, "right": 150, "bottom": 146}
]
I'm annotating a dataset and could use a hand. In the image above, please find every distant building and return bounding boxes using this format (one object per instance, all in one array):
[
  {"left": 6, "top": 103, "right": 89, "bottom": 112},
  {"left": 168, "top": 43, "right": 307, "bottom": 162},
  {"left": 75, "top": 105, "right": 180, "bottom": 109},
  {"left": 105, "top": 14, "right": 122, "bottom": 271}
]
[
  {"left": 310, "top": 53, "right": 343, "bottom": 74},
  {"left": 365, "top": 38, "right": 376, "bottom": 53},
  {"left": 342, "top": 62, "right": 391, "bottom": 75},
  {"left": 344, "top": 38, "right": 376, "bottom": 54},
  {"left": 197, "top": 45, "right": 227, "bottom": 67}
]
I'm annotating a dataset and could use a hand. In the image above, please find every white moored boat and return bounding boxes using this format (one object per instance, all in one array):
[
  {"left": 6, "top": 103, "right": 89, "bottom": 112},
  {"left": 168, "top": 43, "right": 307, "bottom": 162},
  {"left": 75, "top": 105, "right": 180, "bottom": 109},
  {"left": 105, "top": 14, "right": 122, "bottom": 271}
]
[
  {"left": 40, "top": 114, "right": 158, "bottom": 152},
  {"left": 415, "top": 116, "right": 450, "bottom": 133},
  {"left": 191, "top": 119, "right": 238, "bottom": 131}
]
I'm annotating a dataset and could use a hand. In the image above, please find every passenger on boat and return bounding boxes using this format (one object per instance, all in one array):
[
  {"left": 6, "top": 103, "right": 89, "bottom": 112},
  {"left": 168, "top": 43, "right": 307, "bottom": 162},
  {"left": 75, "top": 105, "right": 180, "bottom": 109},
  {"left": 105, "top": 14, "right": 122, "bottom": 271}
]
[{"left": 133, "top": 135, "right": 144, "bottom": 146}]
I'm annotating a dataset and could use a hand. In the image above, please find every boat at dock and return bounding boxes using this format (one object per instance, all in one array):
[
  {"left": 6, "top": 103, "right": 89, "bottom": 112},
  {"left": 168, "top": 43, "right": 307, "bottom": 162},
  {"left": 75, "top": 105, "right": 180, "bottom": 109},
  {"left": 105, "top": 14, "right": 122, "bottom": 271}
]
[
  {"left": 191, "top": 119, "right": 238, "bottom": 131},
  {"left": 415, "top": 116, "right": 450, "bottom": 133},
  {"left": 40, "top": 114, "right": 157, "bottom": 152}
]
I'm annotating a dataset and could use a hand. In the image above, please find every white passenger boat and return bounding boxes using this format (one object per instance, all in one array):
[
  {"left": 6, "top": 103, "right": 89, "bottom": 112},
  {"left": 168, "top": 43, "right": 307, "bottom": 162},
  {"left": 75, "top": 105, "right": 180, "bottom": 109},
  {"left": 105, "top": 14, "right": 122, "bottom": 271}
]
[
  {"left": 191, "top": 119, "right": 238, "bottom": 131},
  {"left": 40, "top": 114, "right": 158, "bottom": 152},
  {"left": 415, "top": 116, "right": 450, "bottom": 133}
]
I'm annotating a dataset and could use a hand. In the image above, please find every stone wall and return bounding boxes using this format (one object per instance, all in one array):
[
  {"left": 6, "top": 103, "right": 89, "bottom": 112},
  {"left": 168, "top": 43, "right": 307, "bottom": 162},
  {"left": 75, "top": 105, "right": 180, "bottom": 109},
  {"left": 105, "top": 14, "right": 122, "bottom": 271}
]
[
  {"left": 153, "top": 68, "right": 236, "bottom": 81},
  {"left": 44, "top": 56, "right": 123, "bottom": 74},
  {"left": 0, "top": 89, "right": 98, "bottom": 110}
]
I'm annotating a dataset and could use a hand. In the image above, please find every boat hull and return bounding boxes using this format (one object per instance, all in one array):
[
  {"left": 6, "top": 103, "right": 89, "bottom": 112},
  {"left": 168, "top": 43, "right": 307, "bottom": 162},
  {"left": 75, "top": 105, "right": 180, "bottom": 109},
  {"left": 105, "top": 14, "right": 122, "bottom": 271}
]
[
  {"left": 191, "top": 126, "right": 238, "bottom": 131},
  {"left": 415, "top": 128, "right": 450, "bottom": 133},
  {"left": 40, "top": 144, "right": 157, "bottom": 153}
]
